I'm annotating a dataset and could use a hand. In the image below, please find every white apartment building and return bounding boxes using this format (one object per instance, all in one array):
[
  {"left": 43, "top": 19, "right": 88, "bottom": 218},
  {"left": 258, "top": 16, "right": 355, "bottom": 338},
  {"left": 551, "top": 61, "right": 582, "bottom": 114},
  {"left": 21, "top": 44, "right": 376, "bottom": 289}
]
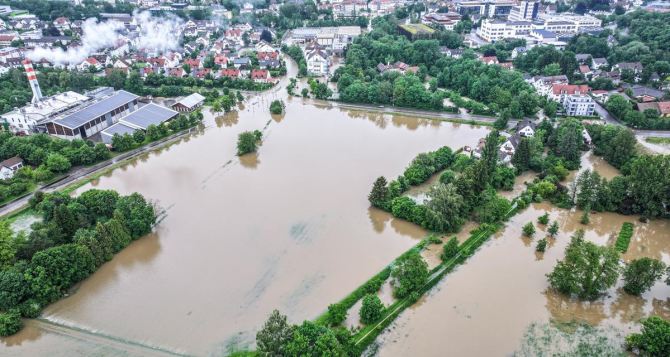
[
  {"left": 551, "top": 84, "right": 595, "bottom": 116},
  {"left": 306, "top": 49, "right": 329, "bottom": 76},
  {"left": 508, "top": 0, "right": 539, "bottom": 21}
]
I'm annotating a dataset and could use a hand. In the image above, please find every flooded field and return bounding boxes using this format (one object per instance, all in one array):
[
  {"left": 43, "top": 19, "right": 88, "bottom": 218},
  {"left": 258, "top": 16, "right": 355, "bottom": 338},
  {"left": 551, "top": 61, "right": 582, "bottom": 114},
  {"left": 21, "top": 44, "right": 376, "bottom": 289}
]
[
  {"left": 375, "top": 197, "right": 670, "bottom": 356},
  {"left": 1, "top": 84, "right": 489, "bottom": 355}
]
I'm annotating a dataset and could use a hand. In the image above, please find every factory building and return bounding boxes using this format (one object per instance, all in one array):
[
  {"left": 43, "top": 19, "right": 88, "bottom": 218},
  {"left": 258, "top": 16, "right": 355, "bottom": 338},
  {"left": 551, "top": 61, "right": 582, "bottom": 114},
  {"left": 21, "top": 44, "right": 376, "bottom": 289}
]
[
  {"left": 100, "top": 103, "right": 179, "bottom": 144},
  {"left": 44, "top": 90, "right": 139, "bottom": 140},
  {"left": 0, "top": 59, "right": 161, "bottom": 142}
]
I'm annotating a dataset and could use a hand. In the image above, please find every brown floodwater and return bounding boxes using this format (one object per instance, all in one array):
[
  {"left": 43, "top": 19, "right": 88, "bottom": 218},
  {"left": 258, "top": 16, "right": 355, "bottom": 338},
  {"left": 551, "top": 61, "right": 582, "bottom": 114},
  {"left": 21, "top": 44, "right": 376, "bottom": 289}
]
[
  {"left": 1, "top": 71, "right": 490, "bottom": 355},
  {"left": 375, "top": 201, "right": 670, "bottom": 356}
]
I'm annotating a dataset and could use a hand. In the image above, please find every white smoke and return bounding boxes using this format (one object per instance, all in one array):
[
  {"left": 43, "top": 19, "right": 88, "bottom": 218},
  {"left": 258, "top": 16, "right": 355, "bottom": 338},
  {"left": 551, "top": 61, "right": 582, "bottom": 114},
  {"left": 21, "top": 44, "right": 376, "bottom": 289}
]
[
  {"left": 133, "top": 11, "right": 182, "bottom": 54},
  {"left": 27, "top": 11, "right": 183, "bottom": 66}
]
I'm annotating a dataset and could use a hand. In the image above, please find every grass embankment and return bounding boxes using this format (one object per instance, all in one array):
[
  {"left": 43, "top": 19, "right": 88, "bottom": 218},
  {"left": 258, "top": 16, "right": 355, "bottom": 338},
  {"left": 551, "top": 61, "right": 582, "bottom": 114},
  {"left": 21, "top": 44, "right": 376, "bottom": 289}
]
[
  {"left": 615, "top": 222, "right": 634, "bottom": 253},
  {"left": 349, "top": 205, "right": 518, "bottom": 354},
  {"left": 645, "top": 137, "right": 670, "bottom": 145}
]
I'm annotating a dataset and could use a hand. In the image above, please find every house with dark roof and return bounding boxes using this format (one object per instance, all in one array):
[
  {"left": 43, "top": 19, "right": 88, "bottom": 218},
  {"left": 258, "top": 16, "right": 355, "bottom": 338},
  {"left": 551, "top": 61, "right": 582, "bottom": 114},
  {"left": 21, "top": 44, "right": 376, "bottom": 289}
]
[
  {"left": 625, "top": 85, "right": 665, "bottom": 102},
  {"left": 515, "top": 119, "right": 536, "bottom": 137},
  {"left": 0, "top": 156, "right": 23, "bottom": 180}
]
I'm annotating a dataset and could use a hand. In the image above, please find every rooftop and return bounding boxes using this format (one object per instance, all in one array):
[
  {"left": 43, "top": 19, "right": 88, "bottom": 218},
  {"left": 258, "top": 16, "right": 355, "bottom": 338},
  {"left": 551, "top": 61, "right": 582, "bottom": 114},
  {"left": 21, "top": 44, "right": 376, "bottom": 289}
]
[
  {"left": 53, "top": 90, "right": 139, "bottom": 129},
  {"left": 120, "top": 103, "right": 178, "bottom": 130}
]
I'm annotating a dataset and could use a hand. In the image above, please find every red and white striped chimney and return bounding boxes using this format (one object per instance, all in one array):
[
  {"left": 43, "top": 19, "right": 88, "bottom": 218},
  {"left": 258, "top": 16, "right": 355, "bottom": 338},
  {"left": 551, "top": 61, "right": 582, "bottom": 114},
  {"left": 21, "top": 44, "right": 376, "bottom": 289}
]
[{"left": 22, "top": 59, "right": 43, "bottom": 104}]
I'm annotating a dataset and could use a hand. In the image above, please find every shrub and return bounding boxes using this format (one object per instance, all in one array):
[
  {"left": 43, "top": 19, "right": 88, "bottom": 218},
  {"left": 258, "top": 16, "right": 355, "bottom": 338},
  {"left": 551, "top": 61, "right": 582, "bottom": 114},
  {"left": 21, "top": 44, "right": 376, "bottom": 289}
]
[
  {"left": 615, "top": 222, "right": 634, "bottom": 253},
  {"left": 0, "top": 310, "right": 22, "bottom": 336},
  {"left": 548, "top": 221, "right": 559, "bottom": 238},
  {"left": 391, "top": 252, "right": 428, "bottom": 299},
  {"left": 269, "top": 100, "right": 285, "bottom": 114},
  {"left": 359, "top": 294, "right": 384, "bottom": 325},
  {"left": 626, "top": 316, "right": 670, "bottom": 356},
  {"left": 623, "top": 258, "right": 665, "bottom": 296},
  {"left": 439, "top": 170, "right": 456, "bottom": 185},
  {"left": 538, "top": 213, "right": 549, "bottom": 225},
  {"left": 580, "top": 210, "right": 590, "bottom": 225},
  {"left": 326, "top": 303, "right": 347, "bottom": 326},
  {"left": 536, "top": 238, "right": 547, "bottom": 252},
  {"left": 237, "top": 131, "right": 259, "bottom": 155},
  {"left": 441, "top": 237, "right": 459, "bottom": 262},
  {"left": 522, "top": 222, "right": 536, "bottom": 238}
]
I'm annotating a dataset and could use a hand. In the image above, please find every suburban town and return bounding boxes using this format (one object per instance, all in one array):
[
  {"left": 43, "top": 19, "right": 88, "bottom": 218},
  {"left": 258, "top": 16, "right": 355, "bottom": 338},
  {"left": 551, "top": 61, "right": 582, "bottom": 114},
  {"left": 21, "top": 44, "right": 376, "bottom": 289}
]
[{"left": 0, "top": 0, "right": 669, "bottom": 356}]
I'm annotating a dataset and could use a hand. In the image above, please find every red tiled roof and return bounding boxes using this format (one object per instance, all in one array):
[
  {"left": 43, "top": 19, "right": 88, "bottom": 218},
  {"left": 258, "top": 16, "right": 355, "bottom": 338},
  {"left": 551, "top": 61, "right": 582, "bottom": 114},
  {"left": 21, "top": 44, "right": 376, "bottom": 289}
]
[
  {"left": 552, "top": 84, "right": 591, "bottom": 95},
  {"left": 220, "top": 68, "right": 240, "bottom": 77},
  {"left": 251, "top": 69, "right": 268, "bottom": 79}
]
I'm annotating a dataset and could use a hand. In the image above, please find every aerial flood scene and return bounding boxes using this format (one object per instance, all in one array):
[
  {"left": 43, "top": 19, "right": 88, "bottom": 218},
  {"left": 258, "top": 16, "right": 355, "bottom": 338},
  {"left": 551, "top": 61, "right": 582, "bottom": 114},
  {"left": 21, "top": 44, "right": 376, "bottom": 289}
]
[{"left": 1, "top": 1, "right": 670, "bottom": 356}]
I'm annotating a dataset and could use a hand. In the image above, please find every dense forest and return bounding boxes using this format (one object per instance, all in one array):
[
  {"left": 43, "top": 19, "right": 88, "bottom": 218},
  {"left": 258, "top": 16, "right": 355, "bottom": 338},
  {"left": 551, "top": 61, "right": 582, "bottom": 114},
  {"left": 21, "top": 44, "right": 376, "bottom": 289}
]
[
  {"left": 333, "top": 15, "right": 540, "bottom": 117},
  {"left": 0, "top": 189, "right": 156, "bottom": 336}
]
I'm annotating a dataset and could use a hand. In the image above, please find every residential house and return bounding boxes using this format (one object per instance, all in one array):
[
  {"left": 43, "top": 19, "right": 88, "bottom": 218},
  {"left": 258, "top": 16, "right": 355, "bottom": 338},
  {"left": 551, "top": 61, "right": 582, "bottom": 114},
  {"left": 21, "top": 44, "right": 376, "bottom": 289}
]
[
  {"left": 441, "top": 47, "right": 464, "bottom": 58},
  {"left": 528, "top": 75, "right": 569, "bottom": 96},
  {"left": 251, "top": 69, "right": 270, "bottom": 83},
  {"left": 481, "top": 56, "right": 499, "bottom": 65},
  {"left": 511, "top": 46, "right": 528, "bottom": 59},
  {"left": 626, "top": 85, "right": 665, "bottom": 102},
  {"left": 575, "top": 53, "right": 591, "bottom": 64},
  {"left": 220, "top": 68, "right": 241, "bottom": 79},
  {"left": 0, "top": 157, "right": 23, "bottom": 180},
  {"left": 78, "top": 57, "right": 103, "bottom": 71},
  {"left": 515, "top": 119, "right": 536, "bottom": 137},
  {"left": 636, "top": 101, "right": 670, "bottom": 117},
  {"left": 377, "top": 61, "right": 409, "bottom": 74},
  {"left": 500, "top": 135, "right": 520, "bottom": 164},
  {"left": 592, "top": 57, "right": 608, "bottom": 70}
]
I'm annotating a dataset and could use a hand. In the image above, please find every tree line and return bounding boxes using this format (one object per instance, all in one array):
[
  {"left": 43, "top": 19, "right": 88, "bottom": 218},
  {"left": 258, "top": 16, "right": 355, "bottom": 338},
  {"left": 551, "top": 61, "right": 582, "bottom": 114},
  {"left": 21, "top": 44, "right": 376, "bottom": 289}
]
[
  {"left": 0, "top": 189, "right": 156, "bottom": 336},
  {"left": 369, "top": 131, "right": 516, "bottom": 234},
  {"left": 0, "top": 132, "right": 111, "bottom": 203}
]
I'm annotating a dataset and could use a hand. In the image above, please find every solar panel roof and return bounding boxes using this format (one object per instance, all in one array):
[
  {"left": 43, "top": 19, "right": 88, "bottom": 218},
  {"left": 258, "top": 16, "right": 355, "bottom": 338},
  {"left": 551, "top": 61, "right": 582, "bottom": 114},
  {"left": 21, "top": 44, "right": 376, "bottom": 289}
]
[
  {"left": 55, "top": 90, "right": 139, "bottom": 129},
  {"left": 119, "top": 103, "right": 178, "bottom": 130},
  {"left": 100, "top": 122, "right": 137, "bottom": 140}
]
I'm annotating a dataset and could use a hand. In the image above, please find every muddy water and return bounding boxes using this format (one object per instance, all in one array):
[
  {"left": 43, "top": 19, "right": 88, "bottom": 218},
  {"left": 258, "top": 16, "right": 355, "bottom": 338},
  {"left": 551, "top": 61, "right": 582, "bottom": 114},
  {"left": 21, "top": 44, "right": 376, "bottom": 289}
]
[
  {"left": 375, "top": 202, "right": 670, "bottom": 356},
  {"left": 1, "top": 83, "right": 489, "bottom": 354}
]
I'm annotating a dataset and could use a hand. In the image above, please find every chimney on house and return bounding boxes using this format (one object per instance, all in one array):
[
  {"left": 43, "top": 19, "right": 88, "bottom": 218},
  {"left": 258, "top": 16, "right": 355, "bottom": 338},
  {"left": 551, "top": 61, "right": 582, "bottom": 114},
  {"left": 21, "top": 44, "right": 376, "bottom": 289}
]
[{"left": 22, "top": 59, "right": 43, "bottom": 104}]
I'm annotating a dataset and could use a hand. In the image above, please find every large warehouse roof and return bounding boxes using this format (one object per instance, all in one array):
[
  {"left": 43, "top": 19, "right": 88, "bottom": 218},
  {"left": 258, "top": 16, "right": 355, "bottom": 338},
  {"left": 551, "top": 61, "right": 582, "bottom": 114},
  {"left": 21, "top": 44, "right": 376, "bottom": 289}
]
[
  {"left": 120, "top": 103, "right": 178, "bottom": 130},
  {"left": 100, "top": 122, "right": 137, "bottom": 142},
  {"left": 54, "top": 90, "right": 139, "bottom": 129}
]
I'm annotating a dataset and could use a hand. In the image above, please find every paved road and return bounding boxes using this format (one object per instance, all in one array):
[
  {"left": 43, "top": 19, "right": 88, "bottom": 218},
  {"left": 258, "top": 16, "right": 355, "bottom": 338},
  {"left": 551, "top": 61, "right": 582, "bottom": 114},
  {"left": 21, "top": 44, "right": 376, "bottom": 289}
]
[{"left": 0, "top": 128, "right": 198, "bottom": 217}]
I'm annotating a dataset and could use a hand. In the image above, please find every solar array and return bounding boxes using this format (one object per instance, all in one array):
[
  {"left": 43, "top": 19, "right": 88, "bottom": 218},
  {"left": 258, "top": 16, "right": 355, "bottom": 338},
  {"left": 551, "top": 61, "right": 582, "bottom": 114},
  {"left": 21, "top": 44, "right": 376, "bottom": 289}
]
[
  {"left": 121, "top": 103, "right": 179, "bottom": 130},
  {"left": 55, "top": 90, "right": 139, "bottom": 129}
]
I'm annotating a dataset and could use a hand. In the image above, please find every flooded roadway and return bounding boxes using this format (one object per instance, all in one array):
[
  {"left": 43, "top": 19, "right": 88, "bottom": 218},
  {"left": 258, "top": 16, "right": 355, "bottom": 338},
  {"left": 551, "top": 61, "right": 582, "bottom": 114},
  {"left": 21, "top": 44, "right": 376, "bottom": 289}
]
[
  {"left": 375, "top": 159, "right": 670, "bottom": 356},
  {"left": 1, "top": 80, "right": 490, "bottom": 355}
]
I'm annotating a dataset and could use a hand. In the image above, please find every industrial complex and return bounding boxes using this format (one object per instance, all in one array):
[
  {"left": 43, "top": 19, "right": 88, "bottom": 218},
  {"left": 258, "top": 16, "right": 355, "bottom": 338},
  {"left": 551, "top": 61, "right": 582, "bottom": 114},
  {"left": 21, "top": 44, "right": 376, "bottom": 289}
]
[{"left": 0, "top": 59, "right": 178, "bottom": 143}]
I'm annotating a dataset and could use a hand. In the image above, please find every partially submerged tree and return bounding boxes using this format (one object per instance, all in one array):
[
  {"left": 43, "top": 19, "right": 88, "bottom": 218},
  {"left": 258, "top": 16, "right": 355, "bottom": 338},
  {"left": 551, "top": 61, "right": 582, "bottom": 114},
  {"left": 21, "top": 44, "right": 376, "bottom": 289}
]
[
  {"left": 623, "top": 258, "right": 666, "bottom": 296},
  {"left": 547, "top": 230, "right": 620, "bottom": 300},
  {"left": 256, "top": 309, "right": 294, "bottom": 356}
]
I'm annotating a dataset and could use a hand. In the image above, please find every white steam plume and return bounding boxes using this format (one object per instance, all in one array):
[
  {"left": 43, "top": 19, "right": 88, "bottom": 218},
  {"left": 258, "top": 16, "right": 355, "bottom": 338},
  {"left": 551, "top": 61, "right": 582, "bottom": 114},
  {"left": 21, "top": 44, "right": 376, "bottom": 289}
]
[
  {"left": 134, "top": 11, "right": 182, "bottom": 54},
  {"left": 27, "top": 11, "right": 183, "bottom": 65}
]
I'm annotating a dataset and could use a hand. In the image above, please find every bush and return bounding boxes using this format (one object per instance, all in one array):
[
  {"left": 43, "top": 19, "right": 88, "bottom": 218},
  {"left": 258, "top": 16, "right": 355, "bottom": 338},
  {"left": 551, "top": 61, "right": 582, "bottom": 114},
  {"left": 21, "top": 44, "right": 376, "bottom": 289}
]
[
  {"left": 439, "top": 170, "right": 456, "bottom": 185},
  {"left": 237, "top": 131, "right": 259, "bottom": 155},
  {"left": 626, "top": 316, "right": 670, "bottom": 356},
  {"left": 0, "top": 310, "right": 22, "bottom": 336},
  {"left": 270, "top": 100, "right": 285, "bottom": 114},
  {"left": 359, "top": 294, "right": 384, "bottom": 324},
  {"left": 615, "top": 222, "right": 634, "bottom": 253},
  {"left": 441, "top": 237, "right": 459, "bottom": 262},
  {"left": 522, "top": 222, "right": 536, "bottom": 238},
  {"left": 548, "top": 221, "right": 559, "bottom": 238},
  {"left": 391, "top": 252, "right": 428, "bottom": 299},
  {"left": 538, "top": 213, "right": 549, "bottom": 225},
  {"left": 536, "top": 238, "right": 547, "bottom": 252},
  {"left": 580, "top": 210, "right": 590, "bottom": 225},
  {"left": 623, "top": 258, "right": 665, "bottom": 296},
  {"left": 326, "top": 303, "right": 347, "bottom": 326}
]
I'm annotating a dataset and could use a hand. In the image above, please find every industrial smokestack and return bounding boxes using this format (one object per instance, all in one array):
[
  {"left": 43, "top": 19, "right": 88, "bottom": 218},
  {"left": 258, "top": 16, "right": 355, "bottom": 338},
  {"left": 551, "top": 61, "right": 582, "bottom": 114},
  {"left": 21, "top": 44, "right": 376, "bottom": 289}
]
[{"left": 22, "top": 59, "right": 43, "bottom": 104}]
